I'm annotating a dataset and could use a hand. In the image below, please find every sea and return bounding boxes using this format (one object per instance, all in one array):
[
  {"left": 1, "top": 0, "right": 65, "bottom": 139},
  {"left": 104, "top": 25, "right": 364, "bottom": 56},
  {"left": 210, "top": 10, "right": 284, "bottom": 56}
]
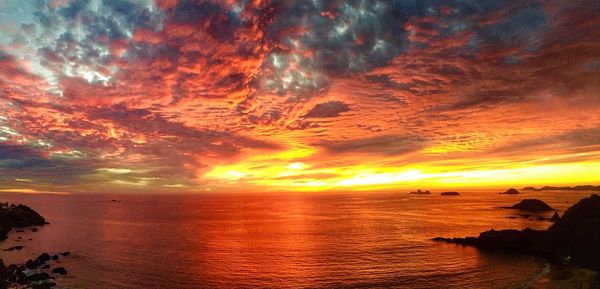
[{"left": 0, "top": 190, "right": 592, "bottom": 288}]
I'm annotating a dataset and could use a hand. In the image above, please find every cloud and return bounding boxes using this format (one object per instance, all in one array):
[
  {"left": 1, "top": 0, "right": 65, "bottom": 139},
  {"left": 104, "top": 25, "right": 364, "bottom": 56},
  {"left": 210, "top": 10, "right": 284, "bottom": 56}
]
[
  {"left": 303, "top": 101, "right": 350, "bottom": 118},
  {"left": 1, "top": 0, "right": 600, "bottom": 192},
  {"left": 319, "top": 135, "right": 426, "bottom": 156}
]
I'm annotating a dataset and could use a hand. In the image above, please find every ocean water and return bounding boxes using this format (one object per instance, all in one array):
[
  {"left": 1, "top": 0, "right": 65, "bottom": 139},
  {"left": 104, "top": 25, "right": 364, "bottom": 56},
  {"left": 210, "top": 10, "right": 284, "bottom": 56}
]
[{"left": 0, "top": 190, "right": 590, "bottom": 288}]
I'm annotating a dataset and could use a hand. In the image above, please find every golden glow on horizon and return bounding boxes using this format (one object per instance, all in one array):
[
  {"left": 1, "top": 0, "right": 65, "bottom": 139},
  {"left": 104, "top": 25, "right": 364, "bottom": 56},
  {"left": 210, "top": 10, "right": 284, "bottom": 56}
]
[{"left": 204, "top": 147, "right": 600, "bottom": 192}]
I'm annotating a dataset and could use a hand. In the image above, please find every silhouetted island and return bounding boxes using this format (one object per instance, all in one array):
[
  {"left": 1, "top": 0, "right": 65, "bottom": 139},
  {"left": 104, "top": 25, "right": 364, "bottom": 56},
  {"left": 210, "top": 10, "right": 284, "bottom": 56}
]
[
  {"left": 499, "top": 188, "right": 520, "bottom": 195},
  {"left": 441, "top": 192, "right": 460, "bottom": 196},
  {"left": 511, "top": 199, "right": 554, "bottom": 212},
  {"left": 522, "top": 185, "right": 600, "bottom": 191},
  {"left": 409, "top": 190, "right": 431, "bottom": 195},
  {"left": 0, "top": 203, "right": 69, "bottom": 289},
  {"left": 434, "top": 195, "right": 600, "bottom": 274}
]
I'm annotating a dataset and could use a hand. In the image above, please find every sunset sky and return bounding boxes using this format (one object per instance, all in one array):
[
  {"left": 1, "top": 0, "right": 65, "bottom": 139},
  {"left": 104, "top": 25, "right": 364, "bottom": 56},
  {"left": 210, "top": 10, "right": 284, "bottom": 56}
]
[{"left": 1, "top": 0, "right": 599, "bottom": 194}]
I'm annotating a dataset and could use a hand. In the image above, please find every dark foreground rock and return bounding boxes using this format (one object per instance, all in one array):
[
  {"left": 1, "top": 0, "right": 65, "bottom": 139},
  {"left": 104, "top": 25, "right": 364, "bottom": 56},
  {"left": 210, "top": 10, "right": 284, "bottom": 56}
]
[
  {"left": 1, "top": 202, "right": 68, "bottom": 289},
  {"left": 434, "top": 194, "right": 600, "bottom": 272},
  {"left": 512, "top": 199, "right": 555, "bottom": 212},
  {"left": 550, "top": 212, "right": 561, "bottom": 222},
  {"left": 51, "top": 267, "right": 67, "bottom": 275},
  {"left": 500, "top": 188, "right": 520, "bottom": 195},
  {"left": 441, "top": 191, "right": 460, "bottom": 196},
  {"left": 0, "top": 251, "right": 68, "bottom": 289}
]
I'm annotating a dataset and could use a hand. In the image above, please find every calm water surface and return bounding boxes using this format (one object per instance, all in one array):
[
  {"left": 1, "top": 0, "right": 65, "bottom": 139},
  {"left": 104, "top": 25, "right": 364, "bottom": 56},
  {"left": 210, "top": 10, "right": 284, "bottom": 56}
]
[{"left": 0, "top": 190, "right": 590, "bottom": 288}]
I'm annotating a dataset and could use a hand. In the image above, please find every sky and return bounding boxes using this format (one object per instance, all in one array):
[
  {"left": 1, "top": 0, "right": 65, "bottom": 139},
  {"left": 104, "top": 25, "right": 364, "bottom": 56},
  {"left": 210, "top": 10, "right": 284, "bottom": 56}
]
[{"left": 0, "top": 0, "right": 599, "bottom": 194}]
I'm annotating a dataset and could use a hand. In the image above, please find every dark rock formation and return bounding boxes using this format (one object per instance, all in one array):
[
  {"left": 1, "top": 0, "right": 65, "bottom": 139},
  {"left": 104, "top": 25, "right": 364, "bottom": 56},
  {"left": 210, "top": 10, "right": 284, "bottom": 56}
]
[
  {"left": 409, "top": 189, "right": 431, "bottom": 195},
  {"left": 0, "top": 202, "right": 68, "bottom": 288},
  {"left": 500, "top": 188, "right": 520, "bottom": 195},
  {"left": 0, "top": 204, "right": 46, "bottom": 241},
  {"left": 550, "top": 212, "right": 561, "bottom": 222},
  {"left": 51, "top": 267, "right": 67, "bottom": 275},
  {"left": 26, "top": 253, "right": 52, "bottom": 270},
  {"left": 511, "top": 199, "right": 554, "bottom": 211},
  {"left": 441, "top": 191, "right": 460, "bottom": 196},
  {"left": 1, "top": 251, "right": 69, "bottom": 288},
  {"left": 0, "top": 260, "right": 8, "bottom": 289},
  {"left": 434, "top": 194, "right": 600, "bottom": 271},
  {"left": 25, "top": 272, "right": 53, "bottom": 282},
  {"left": 31, "top": 282, "right": 57, "bottom": 289},
  {"left": 3, "top": 246, "right": 23, "bottom": 252},
  {"left": 548, "top": 194, "right": 600, "bottom": 271}
]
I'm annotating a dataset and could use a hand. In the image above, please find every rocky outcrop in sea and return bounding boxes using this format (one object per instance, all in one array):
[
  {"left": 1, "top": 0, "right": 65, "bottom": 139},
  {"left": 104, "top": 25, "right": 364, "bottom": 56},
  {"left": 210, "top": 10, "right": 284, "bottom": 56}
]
[{"left": 434, "top": 194, "right": 600, "bottom": 272}]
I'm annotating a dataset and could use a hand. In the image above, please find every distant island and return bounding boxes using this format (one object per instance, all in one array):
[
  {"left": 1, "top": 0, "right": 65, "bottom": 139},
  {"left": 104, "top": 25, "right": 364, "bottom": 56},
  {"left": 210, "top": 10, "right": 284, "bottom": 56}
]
[
  {"left": 499, "top": 188, "right": 520, "bottom": 195},
  {"left": 409, "top": 189, "right": 431, "bottom": 195},
  {"left": 522, "top": 185, "right": 600, "bottom": 191},
  {"left": 441, "top": 192, "right": 460, "bottom": 196}
]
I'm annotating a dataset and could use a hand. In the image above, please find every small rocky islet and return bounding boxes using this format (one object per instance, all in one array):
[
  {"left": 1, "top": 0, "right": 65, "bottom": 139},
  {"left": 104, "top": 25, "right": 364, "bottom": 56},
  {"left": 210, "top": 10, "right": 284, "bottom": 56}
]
[
  {"left": 500, "top": 188, "right": 520, "bottom": 195},
  {"left": 408, "top": 189, "right": 431, "bottom": 195},
  {"left": 441, "top": 191, "right": 460, "bottom": 196},
  {"left": 434, "top": 194, "right": 600, "bottom": 287},
  {"left": 0, "top": 202, "right": 70, "bottom": 289},
  {"left": 511, "top": 199, "right": 555, "bottom": 212}
]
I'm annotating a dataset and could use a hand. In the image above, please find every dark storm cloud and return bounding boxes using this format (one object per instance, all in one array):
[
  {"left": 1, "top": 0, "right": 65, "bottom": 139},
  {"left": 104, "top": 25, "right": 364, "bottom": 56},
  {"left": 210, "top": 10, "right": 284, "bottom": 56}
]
[
  {"left": 0, "top": 143, "right": 96, "bottom": 185},
  {"left": 304, "top": 101, "right": 350, "bottom": 118}
]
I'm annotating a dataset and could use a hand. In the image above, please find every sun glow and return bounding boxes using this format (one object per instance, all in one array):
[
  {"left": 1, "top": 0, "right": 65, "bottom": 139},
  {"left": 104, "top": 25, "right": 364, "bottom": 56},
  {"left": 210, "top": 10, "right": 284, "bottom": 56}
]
[{"left": 204, "top": 148, "right": 600, "bottom": 192}]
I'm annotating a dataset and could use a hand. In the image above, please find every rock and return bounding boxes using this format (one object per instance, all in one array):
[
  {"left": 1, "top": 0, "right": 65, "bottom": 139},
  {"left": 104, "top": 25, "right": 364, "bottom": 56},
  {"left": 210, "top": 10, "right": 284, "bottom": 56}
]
[
  {"left": 500, "top": 188, "right": 520, "bottom": 195},
  {"left": 441, "top": 191, "right": 460, "bottom": 196},
  {"left": 434, "top": 194, "right": 600, "bottom": 271},
  {"left": 36, "top": 253, "right": 51, "bottom": 263},
  {"left": 3, "top": 246, "right": 24, "bottom": 252},
  {"left": 409, "top": 189, "right": 431, "bottom": 195},
  {"left": 25, "top": 273, "right": 53, "bottom": 282},
  {"left": 30, "top": 281, "right": 56, "bottom": 289},
  {"left": 51, "top": 267, "right": 67, "bottom": 275},
  {"left": 548, "top": 194, "right": 600, "bottom": 271},
  {"left": 51, "top": 255, "right": 59, "bottom": 261},
  {"left": 0, "top": 260, "right": 9, "bottom": 289},
  {"left": 58, "top": 252, "right": 70, "bottom": 257},
  {"left": 25, "top": 253, "right": 52, "bottom": 270},
  {"left": 1, "top": 204, "right": 47, "bottom": 227},
  {"left": 0, "top": 204, "right": 46, "bottom": 242},
  {"left": 550, "top": 212, "right": 561, "bottom": 222},
  {"left": 512, "top": 199, "right": 554, "bottom": 211},
  {"left": 0, "top": 226, "right": 9, "bottom": 241}
]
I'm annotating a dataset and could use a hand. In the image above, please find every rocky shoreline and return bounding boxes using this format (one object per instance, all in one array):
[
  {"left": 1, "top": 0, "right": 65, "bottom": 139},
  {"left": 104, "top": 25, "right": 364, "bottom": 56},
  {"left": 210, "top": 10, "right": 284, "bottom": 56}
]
[
  {"left": 0, "top": 203, "right": 69, "bottom": 289},
  {"left": 434, "top": 194, "right": 600, "bottom": 288}
]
